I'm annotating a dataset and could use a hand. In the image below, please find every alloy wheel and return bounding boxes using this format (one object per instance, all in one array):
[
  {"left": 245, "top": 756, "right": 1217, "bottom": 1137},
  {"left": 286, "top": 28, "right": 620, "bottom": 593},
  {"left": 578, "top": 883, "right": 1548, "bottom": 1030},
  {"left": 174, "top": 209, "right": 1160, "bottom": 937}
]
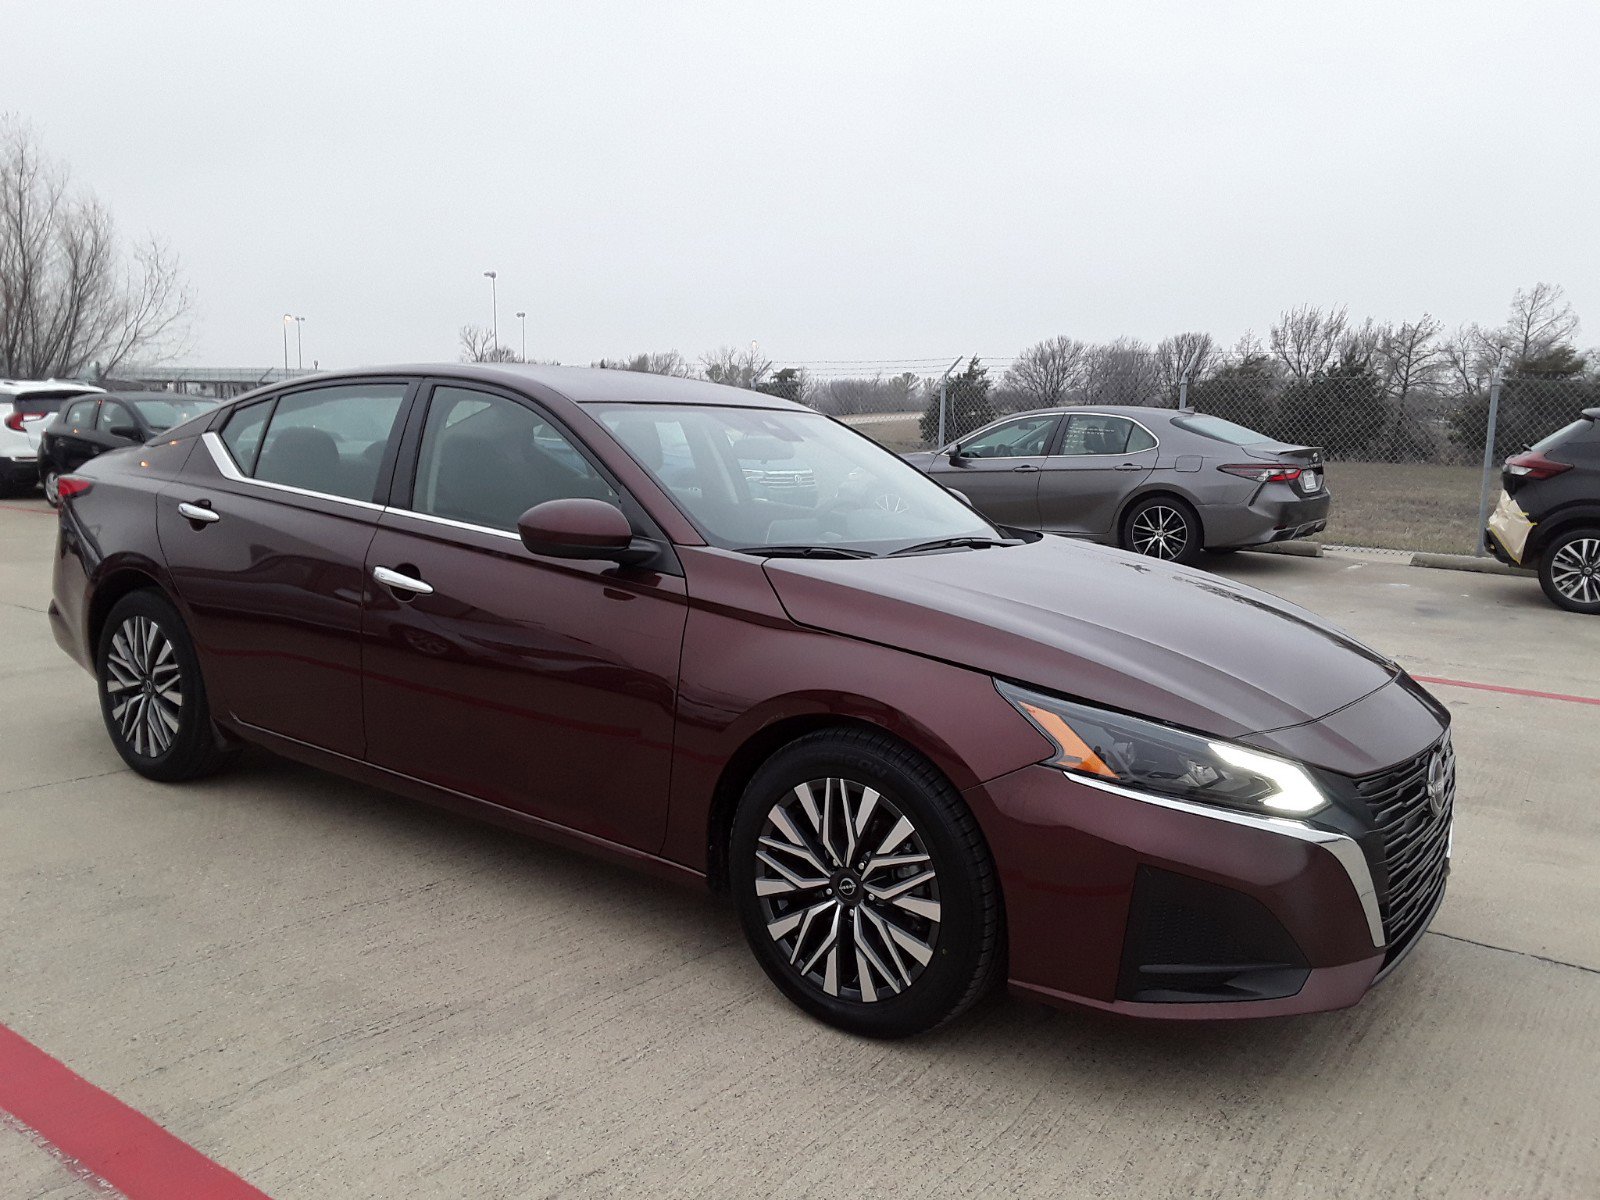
[
  {"left": 43, "top": 470, "right": 60, "bottom": 506},
  {"left": 754, "top": 777, "right": 941, "bottom": 1003},
  {"left": 1550, "top": 537, "right": 1600, "bottom": 605},
  {"left": 1130, "top": 504, "right": 1190, "bottom": 559},
  {"left": 104, "top": 615, "right": 183, "bottom": 757}
]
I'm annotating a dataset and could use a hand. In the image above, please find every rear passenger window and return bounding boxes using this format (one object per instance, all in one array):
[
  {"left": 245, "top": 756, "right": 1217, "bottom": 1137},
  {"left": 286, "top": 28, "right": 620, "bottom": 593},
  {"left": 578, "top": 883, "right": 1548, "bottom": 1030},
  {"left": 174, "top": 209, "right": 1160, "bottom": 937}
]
[
  {"left": 253, "top": 385, "right": 408, "bottom": 501},
  {"left": 220, "top": 400, "right": 273, "bottom": 473},
  {"left": 62, "top": 399, "right": 98, "bottom": 430},
  {"left": 411, "top": 387, "right": 618, "bottom": 531}
]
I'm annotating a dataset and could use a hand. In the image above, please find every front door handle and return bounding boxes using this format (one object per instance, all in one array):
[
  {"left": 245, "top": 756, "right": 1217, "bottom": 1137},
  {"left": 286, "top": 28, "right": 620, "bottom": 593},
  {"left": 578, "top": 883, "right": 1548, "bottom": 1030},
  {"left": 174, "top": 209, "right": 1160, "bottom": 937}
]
[
  {"left": 374, "top": 566, "right": 434, "bottom": 597},
  {"left": 1011, "top": 464, "right": 1041, "bottom": 473},
  {"left": 176, "top": 501, "right": 220, "bottom": 524}
]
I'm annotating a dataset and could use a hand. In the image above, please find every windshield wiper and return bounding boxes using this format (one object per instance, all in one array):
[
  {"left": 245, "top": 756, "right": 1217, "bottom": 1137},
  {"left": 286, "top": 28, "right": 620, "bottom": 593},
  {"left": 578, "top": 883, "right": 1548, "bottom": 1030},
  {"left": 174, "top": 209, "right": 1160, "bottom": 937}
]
[
  {"left": 888, "top": 535, "right": 1021, "bottom": 557},
  {"left": 734, "top": 544, "right": 878, "bottom": 560}
]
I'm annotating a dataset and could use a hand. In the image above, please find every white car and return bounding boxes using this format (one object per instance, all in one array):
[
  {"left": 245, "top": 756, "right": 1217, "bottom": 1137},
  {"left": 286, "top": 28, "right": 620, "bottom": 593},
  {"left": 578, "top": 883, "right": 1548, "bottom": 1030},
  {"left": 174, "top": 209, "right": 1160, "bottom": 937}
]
[{"left": 0, "top": 379, "right": 104, "bottom": 496}]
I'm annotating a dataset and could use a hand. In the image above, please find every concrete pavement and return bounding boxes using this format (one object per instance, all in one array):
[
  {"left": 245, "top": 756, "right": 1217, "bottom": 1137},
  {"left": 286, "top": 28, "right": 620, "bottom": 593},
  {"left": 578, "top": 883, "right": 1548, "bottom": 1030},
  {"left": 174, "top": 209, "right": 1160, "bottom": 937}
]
[{"left": 2, "top": 498, "right": 1598, "bottom": 1198}]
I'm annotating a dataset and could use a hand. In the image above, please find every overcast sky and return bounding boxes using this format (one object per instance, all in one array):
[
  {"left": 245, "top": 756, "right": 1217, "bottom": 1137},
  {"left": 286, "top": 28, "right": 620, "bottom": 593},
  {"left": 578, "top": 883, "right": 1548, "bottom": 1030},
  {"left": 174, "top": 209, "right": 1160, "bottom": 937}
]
[{"left": 13, "top": 0, "right": 1600, "bottom": 372}]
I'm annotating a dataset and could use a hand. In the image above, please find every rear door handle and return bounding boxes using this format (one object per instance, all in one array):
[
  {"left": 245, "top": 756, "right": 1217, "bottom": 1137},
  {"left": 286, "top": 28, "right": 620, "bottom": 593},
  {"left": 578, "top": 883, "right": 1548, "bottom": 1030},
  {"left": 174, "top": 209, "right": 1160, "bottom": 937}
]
[
  {"left": 176, "top": 501, "right": 220, "bottom": 524},
  {"left": 1011, "top": 464, "right": 1041, "bottom": 473},
  {"left": 373, "top": 566, "right": 434, "bottom": 596},
  {"left": 1114, "top": 463, "right": 1144, "bottom": 472}
]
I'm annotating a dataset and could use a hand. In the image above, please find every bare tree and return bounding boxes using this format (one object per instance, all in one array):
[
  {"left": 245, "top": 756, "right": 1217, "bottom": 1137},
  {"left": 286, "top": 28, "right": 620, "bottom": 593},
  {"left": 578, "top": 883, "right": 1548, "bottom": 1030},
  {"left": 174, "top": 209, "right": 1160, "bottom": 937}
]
[
  {"left": 1079, "top": 337, "right": 1161, "bottom": 406},
  {"left": 595, "top": 350, "right": 695, "bottom": 377},
  {"left": 1441, "top": 322, "right": 1499, "bottom": 396},
  {"left": 0, "top": 118, "right": 190, "bottom": 378},
  {"left": 1003, "top": 335, "right": 1088, "bottom": 407},
  {"left": 1375, "top": 315, "right": 1444, "bottom": 406},
  {"left": 1337, "top": 317, "right": 1384, "bottom": 371},
  {"left": 1269, "top": 304, "right": 1348, "bottom": 381},
  {"left": 1154, "top": 331, "right": 1216, "bottom": 395},
  {"left": 1498, "top": 282, "right": 1579, "bottom": 364},
  {"left": 459, "top": 324, "right": 519, "bottom": 362},
  {"left": 700, "top": 344, "right": 772, "bottom": 389}
]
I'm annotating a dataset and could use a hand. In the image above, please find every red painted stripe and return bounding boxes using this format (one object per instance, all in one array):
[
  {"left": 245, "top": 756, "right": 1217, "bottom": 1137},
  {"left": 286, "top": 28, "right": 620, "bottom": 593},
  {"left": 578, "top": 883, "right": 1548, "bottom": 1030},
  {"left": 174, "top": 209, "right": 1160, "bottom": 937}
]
[
  {"left": 0, "top": 503, "right": 52, "bottom": 515},
  {"left": 1413, "top": 674, "right": 1600, "bottom": 707},
  {"left": 0, "top": 1024, "right": 272, "bottom": 1200}
]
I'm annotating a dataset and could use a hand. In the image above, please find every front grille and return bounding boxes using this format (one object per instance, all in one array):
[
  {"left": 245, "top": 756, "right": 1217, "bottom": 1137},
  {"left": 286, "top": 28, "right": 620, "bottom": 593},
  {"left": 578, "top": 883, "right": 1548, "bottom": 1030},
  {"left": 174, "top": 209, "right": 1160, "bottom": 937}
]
[{"left": 1354, "top": 734, "right": 1454, "bottom": 964}]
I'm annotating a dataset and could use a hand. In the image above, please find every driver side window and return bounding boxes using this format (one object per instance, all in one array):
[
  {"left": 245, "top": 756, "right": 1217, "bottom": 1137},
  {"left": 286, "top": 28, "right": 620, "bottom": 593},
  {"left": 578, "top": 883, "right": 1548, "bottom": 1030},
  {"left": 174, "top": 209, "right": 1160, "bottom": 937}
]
[{"left": 959, "top": 415, "right": 1058, "bottom": 459}]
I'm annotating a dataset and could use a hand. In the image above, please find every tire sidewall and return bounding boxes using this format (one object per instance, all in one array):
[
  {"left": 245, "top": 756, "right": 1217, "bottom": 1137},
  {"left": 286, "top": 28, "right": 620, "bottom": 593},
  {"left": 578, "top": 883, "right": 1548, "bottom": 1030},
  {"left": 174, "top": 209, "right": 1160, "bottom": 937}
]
[
  {"left": 96, "top": 590, "right": 218, "bottom": 780},
  {"left": 1122, "top": 496, "right": 1203, "bottom": 565},
  {"left": 1540, "top": 529, "right": 1600, "bottom": 614},
  {"left": 729, "top": 735, "right": 992, "bottom": 1038}
]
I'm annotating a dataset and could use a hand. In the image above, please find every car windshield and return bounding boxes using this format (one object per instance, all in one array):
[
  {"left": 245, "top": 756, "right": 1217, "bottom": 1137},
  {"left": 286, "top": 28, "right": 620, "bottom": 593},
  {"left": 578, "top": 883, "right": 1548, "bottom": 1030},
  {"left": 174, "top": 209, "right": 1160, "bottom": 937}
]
[
  {"left": 592, "top": 403, "right": 1001, "bottom": 555},
  {"left": 1172, "top": 414, "right": 1270, "bottom": 445},
  {"left": 126, "top": 395, "right": 218, "bottom": 433}
]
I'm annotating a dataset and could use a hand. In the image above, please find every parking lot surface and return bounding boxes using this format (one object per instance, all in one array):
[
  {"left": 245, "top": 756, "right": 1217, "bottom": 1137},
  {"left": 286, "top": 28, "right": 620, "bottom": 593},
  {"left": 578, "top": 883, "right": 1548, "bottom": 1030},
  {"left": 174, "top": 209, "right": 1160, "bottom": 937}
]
[{"left": 3, "top": 496, "right": 1598, "bottom": 1199}]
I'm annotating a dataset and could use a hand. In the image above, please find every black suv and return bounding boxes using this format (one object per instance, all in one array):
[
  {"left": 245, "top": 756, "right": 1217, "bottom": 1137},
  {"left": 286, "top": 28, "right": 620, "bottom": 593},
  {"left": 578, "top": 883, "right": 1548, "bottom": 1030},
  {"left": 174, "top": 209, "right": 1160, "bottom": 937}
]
[{"left": 1486, "top": 407, "right": 1600, "bottom": 613}]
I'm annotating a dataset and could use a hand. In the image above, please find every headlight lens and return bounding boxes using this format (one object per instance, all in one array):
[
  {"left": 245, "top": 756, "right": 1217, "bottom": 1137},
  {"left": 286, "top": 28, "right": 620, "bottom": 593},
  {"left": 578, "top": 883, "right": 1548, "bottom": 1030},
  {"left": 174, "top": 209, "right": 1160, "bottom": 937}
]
[{"left": 997, "top": 681, "right": 1327, "bottom": 817}]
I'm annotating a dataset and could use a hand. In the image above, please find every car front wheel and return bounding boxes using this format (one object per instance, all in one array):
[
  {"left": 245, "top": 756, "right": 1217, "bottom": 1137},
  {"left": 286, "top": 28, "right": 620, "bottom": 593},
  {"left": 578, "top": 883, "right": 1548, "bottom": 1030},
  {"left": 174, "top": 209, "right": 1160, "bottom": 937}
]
[
  {"left": 1121, "top": 496, "right": 1202, "bottom": 565},
  {"left": 1539, "top": 529, "right": 1600, "bottom": 614},
  {"left": 96, "top": 590, "right": 236, "bottom": 781},
  {"left": 729, "top": 729, "right": 1003, "bottom": 1038}
]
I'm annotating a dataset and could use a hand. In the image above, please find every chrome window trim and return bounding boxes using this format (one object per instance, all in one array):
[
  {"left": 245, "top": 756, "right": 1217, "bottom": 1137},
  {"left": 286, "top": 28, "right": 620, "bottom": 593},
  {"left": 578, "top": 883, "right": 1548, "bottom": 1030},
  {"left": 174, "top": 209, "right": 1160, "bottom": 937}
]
[
  {"left": 1072, "top": 772, "right": 1385, "bottom": 948},
  {"left": 1047, "top": 413, "right": 1162, "bottom": 459},
  {"left": 382, "top": 506, "right": 523, "bottom": 543},
  {"left": 201, "top": 431, "right": 387, "bottom": 512}
]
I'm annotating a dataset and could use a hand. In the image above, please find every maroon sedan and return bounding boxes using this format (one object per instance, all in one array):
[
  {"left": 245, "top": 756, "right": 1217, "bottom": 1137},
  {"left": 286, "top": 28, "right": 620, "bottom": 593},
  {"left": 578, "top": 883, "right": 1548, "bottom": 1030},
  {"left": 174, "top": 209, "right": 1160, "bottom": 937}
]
[{"left": 49, "top": 366, "right": 1453, "bottom": 1036}]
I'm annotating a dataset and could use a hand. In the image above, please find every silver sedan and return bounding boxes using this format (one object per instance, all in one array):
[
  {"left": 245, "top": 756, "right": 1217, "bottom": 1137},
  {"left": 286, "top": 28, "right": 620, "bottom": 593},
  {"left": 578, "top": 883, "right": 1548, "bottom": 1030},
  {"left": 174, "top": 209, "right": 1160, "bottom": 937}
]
[{"left": 902, "top": 407, "right": 1331, "bottom": 564}]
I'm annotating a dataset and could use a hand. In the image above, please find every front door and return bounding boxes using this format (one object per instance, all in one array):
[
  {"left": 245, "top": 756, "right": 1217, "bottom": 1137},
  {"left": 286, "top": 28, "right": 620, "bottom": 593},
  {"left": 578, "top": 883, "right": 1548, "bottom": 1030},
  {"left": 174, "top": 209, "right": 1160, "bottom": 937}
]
[
  {"left": 158, "top": 380, "right": 413, "bottom": 756},
  {"left": 925, "top": 413, "right": 1060, "bottom": 529},
  {"left": 1036, "top": 413, "right": 1158, "bottom": 536},
  {"left": 360, "top": 383, "right": 687, "bottom": 853}
]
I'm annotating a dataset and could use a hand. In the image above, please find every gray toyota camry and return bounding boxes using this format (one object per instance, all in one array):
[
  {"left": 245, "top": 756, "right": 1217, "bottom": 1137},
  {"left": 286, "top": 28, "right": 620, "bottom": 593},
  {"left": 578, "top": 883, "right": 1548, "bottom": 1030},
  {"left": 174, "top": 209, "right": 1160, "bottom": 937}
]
[{"left": 903, "top": 407, "right": 1331, "bottom": 564}]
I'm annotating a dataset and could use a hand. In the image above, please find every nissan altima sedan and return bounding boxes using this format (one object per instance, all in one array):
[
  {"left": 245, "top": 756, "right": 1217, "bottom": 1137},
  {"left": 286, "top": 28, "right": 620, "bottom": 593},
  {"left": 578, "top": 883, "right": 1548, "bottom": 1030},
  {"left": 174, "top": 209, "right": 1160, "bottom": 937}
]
[
  {"left": 903, "top": 407, "right": 1331, "bottom": 564},
  {"left": 49, "top": 365, "right": 1450, "bottom": 1036}
]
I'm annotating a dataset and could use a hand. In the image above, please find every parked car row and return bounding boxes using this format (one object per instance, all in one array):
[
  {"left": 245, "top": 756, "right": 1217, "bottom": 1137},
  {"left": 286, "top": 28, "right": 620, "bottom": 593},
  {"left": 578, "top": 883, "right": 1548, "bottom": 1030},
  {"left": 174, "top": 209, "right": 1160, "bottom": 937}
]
[
  {"left": 902, "top": 406, "right": 1330, "bottom": 565},
  {"left": 0, "top": 380, "right": 217, "bottom": 503},
  {"left": 49, "top": 364, "right": 1455, "bottom": 1036}
]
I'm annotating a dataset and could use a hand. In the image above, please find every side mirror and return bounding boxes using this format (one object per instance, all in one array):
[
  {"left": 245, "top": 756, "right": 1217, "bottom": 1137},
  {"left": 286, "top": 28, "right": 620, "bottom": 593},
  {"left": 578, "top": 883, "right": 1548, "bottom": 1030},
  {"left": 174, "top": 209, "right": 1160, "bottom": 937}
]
[
  {"left": 946, "top": 445, "right": 965, "bottom": 463},
  {"left": 108, "top": 424, "right": 140, "bottom": 440},
  {"left": 517, "top": 498, "right": 656, "bottom": 565}
]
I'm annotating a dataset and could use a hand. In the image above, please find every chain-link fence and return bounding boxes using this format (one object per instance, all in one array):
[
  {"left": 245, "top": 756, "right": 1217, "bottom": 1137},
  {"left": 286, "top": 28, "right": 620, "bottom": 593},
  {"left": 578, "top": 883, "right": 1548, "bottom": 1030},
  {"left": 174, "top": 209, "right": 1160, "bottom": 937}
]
[{"left": 827, "top": 364, "right": 1595, "bottom": 556}]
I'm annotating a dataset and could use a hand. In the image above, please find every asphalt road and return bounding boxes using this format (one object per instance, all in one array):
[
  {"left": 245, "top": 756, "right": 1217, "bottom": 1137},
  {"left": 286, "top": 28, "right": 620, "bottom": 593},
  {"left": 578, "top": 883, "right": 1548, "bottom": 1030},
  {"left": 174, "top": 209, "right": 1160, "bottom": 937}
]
[{"left": 2, "top": 497, "right": 1598, "bottom": 1199}]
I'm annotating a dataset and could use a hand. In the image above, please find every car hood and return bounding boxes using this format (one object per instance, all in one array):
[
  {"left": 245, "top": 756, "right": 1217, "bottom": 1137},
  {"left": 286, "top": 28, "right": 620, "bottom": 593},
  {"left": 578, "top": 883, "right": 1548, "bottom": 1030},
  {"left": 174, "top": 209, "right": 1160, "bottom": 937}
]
[{"left": 763, "top": 538, "right": 1397, "bottom": 739}]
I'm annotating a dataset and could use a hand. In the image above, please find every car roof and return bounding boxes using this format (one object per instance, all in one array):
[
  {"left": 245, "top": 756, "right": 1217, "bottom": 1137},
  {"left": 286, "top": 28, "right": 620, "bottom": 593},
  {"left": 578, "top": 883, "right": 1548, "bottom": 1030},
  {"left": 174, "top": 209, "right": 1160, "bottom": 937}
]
[
  {"left": 283, "top": 364, "right": 811, "bottom": 411},
  {"left": 97, "top": 391, "right": 217, "bottom": 404}
]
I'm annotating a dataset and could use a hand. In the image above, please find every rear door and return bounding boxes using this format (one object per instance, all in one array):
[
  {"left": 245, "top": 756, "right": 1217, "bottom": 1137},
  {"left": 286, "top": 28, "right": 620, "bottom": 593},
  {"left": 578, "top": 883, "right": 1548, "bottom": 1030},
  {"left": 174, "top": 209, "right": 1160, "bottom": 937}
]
[
  {"left": 158, "top": 379, "right": 415, "bottom": 756},
  {"left": 51, "top": 398, "right": 102, "bottom": 473},
  {"left": 924, "top": 413, "right": 1060, "bottom": 528},
  {"left": 1037, "top": 413, "right": 1158, "bottom": 536},
  {"left": 360, "top": 382, "right": 687, "bottom": 852}
]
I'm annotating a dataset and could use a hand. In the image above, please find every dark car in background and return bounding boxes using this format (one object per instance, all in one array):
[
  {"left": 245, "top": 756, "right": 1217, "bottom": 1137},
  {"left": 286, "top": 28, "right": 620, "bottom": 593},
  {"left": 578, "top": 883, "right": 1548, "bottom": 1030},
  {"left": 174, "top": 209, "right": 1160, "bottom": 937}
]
[
  {"left": 902, "top": 407, "right": 1330, "bottom": 564},
  {"left": 0, "top": 379, "right": 104, "bottom": 496},
  {"left": 50, "top": 365, "right": 1449, "bottom": 1036},
  {"left": 1486, "top": 407, "right": 1600, "bottom": 613},
  {"left": 40, "top": 392, "right": 218, "bottom": 506}
]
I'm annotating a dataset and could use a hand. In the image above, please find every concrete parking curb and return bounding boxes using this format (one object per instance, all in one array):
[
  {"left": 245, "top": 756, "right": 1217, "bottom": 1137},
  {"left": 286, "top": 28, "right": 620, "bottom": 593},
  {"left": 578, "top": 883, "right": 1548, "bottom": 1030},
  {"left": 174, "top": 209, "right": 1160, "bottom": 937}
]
[
  {"left": 1242, "top": 541, "right": 1323, "bottom": 558},
  {"left": 1410, "top": 552, "right": 1535, "bottom": 577}
]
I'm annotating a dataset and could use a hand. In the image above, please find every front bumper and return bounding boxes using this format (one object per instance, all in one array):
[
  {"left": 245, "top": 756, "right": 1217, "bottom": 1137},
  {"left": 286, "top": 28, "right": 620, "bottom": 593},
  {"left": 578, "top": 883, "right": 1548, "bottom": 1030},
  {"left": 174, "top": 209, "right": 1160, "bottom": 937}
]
[
  {"left": 967, "top": 743, "right": 1447, "bottom": 1019},
  {"left": 1200, "top": 491, "right": 1332, "bottom": 549}
]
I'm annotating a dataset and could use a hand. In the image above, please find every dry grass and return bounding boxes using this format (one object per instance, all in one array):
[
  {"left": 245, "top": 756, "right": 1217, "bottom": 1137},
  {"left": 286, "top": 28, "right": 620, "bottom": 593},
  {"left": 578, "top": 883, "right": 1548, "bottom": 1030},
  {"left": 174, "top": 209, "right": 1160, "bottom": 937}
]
[
  {"left": 1314, "top": 461, "right": 1486, "bottom": 555},
  {"left": 851, "top": 415, "right": 1488, "bottom": 555}
]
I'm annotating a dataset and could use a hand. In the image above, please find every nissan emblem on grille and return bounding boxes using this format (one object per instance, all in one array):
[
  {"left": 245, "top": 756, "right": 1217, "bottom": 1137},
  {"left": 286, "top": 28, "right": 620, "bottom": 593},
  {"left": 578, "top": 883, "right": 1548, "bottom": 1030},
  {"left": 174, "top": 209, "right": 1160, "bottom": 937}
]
[{"left": 1427, "top": 739, "right": 1455, "bottom": 817}]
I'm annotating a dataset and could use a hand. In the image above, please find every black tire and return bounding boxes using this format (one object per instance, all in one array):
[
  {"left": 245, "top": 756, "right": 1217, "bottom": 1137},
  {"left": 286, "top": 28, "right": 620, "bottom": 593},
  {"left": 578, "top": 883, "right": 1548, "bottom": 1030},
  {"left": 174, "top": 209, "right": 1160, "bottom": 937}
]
[
  {"left": 729, "top": 728, "right": 1003, "bottom": 1038},
  {"left": 42, "top": 468, "right": 61, "bottom": 508},
  {"left": 1120, "top": 495, "right": 1203, "bottom": 565},
  {"left": 96, "top": 590, "right": 236, "bottom": 781},
  {"left": 1538, "top": 528, "right": 1600, "bottom": 614}
]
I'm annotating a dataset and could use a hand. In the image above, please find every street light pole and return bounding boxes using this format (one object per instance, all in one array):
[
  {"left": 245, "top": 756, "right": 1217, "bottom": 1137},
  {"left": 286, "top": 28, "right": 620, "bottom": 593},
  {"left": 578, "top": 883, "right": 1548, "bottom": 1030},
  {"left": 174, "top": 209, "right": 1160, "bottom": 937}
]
[
  {"left": 293, "top": 316, "right": 306, "bottom": 370},
  {"left": 483, "top": 271, "right": 499, "bottom": 355},
  {"left": 516, "top": 311, "right": 526, "bottom": 362},
  {"left": 281, "top": 314, "right": 293, "bottom": 373}
]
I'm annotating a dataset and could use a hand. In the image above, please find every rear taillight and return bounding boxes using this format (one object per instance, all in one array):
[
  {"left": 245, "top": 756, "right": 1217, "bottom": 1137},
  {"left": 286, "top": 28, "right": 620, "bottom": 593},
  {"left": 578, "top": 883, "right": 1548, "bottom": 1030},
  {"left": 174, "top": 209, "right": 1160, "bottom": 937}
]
[
  {"left": 1505, "top": 450, "right": 1572, "bottom": 480},
  {"left": 1219, "top": 463, "right": 1302, "bottom": 483},
  {"left": 56, "top": 477, "right": 93, "bottom": 500},
  {"left": 2, "top": 413, "right": 24, "bottom": 432}
]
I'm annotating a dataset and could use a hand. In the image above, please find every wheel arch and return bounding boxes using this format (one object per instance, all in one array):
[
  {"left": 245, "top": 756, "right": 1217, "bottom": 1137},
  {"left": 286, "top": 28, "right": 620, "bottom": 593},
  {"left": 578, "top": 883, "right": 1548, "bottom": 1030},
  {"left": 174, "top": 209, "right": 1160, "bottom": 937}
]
[
  {"left": 1114, "top": 487, "right": 1206, "bottom": 547},
  {"left": 1528, "top": 504, "right": 1600, "bottom": 560},
  {"left": 87, "top": 566, "right": 171, "bottom": 659}
]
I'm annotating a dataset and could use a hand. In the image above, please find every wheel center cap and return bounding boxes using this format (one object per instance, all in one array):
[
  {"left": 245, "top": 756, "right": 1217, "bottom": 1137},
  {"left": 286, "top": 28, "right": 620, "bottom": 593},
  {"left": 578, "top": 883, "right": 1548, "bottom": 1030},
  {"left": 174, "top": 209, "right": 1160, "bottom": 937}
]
[{"left": 835, "top": 874, "right": 860, "bottom": 902}]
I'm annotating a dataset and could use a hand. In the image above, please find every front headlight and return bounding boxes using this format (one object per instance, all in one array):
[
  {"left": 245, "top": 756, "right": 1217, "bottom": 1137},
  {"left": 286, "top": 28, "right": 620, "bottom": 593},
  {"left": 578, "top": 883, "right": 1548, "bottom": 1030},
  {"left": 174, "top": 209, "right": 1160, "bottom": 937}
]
[{"left": 997, "top": 681, "right": 1327, "bottom": 817}]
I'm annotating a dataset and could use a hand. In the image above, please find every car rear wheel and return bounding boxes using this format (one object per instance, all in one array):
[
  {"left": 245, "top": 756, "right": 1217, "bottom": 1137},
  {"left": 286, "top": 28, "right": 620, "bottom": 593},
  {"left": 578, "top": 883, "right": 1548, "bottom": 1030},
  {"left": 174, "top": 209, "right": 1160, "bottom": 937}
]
[
  {"left": 96, "top": 590, "right": 236, "bottom": 781},
  {"left": 729, "top": 729, "right": 1003, "bottom": 1038},
  {"left": 1539, "top": 529, "right": 1600, "bottom": 614},
  {"left": 42, "top": 468, "right": 61, "bottom": 508},
  {"left": 1122, "top": 496, "right": 1202, "bottom": 565}
]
